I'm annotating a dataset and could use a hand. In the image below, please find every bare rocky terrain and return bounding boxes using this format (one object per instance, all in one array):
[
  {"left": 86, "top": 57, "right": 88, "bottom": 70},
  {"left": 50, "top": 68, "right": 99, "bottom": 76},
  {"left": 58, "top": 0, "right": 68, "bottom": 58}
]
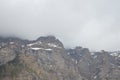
[{"left": 0, "top": 36, "right": 120, "bottom": 80}]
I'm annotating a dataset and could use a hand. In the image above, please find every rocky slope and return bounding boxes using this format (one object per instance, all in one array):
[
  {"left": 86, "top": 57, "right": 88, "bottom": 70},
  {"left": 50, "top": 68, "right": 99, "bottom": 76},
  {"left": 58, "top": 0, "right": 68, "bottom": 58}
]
[{"left": 0, "top": 36, "right": 120, "bottom": 80}]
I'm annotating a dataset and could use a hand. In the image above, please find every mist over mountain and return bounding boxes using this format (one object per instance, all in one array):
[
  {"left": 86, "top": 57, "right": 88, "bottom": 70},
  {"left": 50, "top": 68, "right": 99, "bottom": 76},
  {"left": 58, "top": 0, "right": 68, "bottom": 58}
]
[
  {"left": 0, "top": 0, "right": 120, "bottom": 80},
  {"left": 0, "top": 0, "right": 120, "bottom": 51},
  {"left": 0, "top": 36, "right": 120, "bottom": 80}
]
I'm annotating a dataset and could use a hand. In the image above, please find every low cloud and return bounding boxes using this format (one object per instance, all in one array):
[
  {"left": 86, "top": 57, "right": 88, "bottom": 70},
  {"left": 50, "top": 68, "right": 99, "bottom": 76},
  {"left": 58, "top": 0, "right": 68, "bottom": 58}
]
[{"left": 0, "top": 0, "right": 120, "bottom": 51}]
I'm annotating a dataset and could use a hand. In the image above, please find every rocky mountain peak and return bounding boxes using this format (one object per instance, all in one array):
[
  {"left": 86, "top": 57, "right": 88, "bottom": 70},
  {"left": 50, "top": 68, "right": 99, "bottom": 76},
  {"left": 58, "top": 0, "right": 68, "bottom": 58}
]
[
  {"left": 36, "top": 36, "right": 64, "bottom": 48},
  {"left": 0, "top": 36, "right": 120, "bottom": 80},
  {"left": 37, "top": 36, "right": 56, "bottom": 41}
]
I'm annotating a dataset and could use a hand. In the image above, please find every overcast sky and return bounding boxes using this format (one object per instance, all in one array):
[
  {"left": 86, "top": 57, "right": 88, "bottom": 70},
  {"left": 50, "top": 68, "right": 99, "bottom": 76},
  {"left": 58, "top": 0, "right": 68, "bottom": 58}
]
[{"left": 0, "top": 0, "right": 120, "bottom": 51}]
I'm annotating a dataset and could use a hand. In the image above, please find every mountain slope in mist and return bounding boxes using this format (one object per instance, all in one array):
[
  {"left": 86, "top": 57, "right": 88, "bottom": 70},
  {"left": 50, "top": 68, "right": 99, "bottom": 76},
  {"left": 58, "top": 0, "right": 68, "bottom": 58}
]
[{"left": 0, "top": 36, "right": 120, "bottom": 80}]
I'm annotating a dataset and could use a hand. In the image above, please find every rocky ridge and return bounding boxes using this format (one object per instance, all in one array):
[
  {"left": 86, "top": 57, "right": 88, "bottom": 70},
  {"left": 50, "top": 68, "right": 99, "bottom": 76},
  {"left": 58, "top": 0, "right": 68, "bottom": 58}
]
[{"left": 0, "top": 36, "right": 120, "bottom": 80}]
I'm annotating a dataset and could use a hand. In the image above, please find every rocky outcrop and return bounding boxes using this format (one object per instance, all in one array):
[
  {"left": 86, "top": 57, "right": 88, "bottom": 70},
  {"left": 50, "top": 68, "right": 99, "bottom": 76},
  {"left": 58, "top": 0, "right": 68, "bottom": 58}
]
[
  {"left": 0, "top": 45, "right": 16, "bottom": 66},
  {"left": 67, "top": 48, "right": 120, "bottom": 80},
  {"left": 0, "top": 36, "right": 120, "bottom": 80}
]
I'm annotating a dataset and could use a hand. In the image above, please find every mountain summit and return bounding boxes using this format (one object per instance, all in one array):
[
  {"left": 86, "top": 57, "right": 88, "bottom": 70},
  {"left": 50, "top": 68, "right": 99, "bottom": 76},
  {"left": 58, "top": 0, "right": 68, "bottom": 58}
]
[{"left": 0, "top": 36, "right": 120, "bottom": 80}]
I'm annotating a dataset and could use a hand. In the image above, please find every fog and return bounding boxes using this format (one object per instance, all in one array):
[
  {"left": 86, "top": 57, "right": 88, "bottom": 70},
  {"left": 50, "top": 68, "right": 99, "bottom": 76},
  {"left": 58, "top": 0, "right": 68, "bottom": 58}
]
[{"left": 0, "top": 0, "right": 120, "bottom": 51}]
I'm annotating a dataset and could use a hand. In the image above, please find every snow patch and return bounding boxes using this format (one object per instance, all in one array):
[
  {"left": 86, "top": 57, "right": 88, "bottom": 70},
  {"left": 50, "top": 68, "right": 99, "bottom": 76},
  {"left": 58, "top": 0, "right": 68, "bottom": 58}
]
[
  {"left": 27, "top": 43, "right": 34, "bottom": 46},
  {"left": 48, "top": 43, "right": 57, "bottom": 47},
  {"left": 27, "top": 41, "right": 41, "bottom": 46},
  {"left": 30, "top": 47, "right": 52, "bottom": 51},
  {"left": 31, "top": 47, "right": 42, "bottom": 50},
  {"left": 110, "top": 53, "right": 118, "bottom": 57},
  {"left": 48, "top": 43, "right": 62, "bottom": 48},
  {"left": 44, "top": 49, "right": 52, "bottom": 51}
]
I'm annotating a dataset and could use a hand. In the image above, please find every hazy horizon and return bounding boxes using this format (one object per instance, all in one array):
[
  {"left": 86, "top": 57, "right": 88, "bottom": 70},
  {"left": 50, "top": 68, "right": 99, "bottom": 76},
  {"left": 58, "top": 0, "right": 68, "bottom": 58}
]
[{"left": 0, "top": 0, "right": 120, "bottom": 51}]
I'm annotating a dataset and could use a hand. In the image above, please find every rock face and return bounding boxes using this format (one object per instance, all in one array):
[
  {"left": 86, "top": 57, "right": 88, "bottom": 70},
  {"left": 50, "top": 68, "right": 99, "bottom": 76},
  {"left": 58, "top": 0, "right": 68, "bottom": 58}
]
[
  {"left": 67, "top": 48, "right": 120, "bottom": 80},
  {"left": 0, "top": 47, "right": 16, "bottom": 65},
  {"left": 0, "top": 36, "right": 120, "bottom": 80}
]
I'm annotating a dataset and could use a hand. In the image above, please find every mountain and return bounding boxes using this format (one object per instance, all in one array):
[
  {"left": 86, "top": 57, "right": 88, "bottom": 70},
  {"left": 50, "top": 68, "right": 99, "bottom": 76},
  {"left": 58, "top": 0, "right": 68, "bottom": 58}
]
[{"left": 0, "top": 36, "right": 120, "bottom": 80}]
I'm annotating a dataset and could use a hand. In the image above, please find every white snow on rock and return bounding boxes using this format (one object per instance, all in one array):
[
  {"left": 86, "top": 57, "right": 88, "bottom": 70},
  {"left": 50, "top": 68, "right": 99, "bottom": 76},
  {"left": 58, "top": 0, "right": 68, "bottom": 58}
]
[
  {"left": 27, "top": 41, "right": 41, "bottom": 46},
  {"left": 27, "top": 43, "right": 34, "bottom": 46},
  {"left": 94, "top": 76, "right": 97, "bottom": 79},
  {"left": 44, "top": 48, "right": 52, "bottom": 51},
  {"left": 48, "top": 43, "right": 57, "bottom": 47},
  {"left": 30, "top": 47, "right": 52, "bottom": 51},
  {"left": 31, "top": 47, "right": 42, "bottom": 50},
  {"left": 47, "top": 43, "right": 62, "bottom": 48},
  {"left": 110, "top": 53, "right": 118, "bottom": 57}
]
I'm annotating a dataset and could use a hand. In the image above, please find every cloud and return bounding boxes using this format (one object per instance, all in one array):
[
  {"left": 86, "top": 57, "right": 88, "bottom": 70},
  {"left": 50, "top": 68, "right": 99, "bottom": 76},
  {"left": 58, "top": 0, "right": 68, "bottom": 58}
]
[{"left": 0, "top": 0, "right": 120, "bottom": 51}]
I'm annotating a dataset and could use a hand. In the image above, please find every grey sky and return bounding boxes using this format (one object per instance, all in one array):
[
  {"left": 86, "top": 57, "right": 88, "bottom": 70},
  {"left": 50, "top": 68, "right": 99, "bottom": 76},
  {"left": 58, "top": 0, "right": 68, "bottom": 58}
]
[{"left": 0, "top": 0, "right": 120, "bottom": 51}]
